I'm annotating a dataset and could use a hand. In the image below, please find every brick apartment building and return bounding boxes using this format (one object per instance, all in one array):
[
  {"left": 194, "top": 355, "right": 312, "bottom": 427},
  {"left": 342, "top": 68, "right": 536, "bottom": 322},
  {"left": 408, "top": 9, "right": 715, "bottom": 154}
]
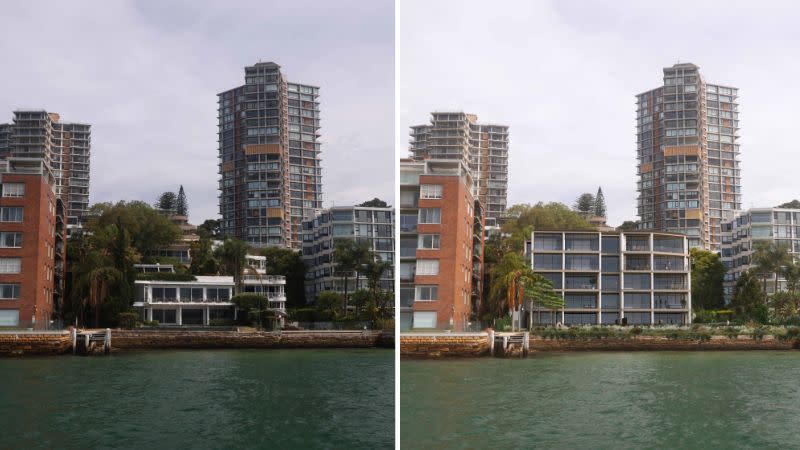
[
  {"left": 0, "top": 158, "right": 65, "bottom": 328},
  {"left": 400, "top": 158, "right": 485, "bottom": 331}
]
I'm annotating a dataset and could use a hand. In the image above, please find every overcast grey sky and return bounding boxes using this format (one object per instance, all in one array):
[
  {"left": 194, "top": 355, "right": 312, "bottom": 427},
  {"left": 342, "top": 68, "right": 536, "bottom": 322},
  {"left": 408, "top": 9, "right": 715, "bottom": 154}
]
[
  {"left": 0, "top": 0, "right": 394, "bottom": 222},
  {"left": 398, "top": 0, "right": 800, "bottom": 226}
]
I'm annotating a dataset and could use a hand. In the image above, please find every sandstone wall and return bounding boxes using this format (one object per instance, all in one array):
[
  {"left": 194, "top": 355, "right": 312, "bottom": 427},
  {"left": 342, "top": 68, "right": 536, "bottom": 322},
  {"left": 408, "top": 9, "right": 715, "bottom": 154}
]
[
  {"left": 111, "top": 330, "right": 389, "bottom": 350},
  {"left": 529, "top": 335, "right": 798, "bottom": 352},
  {"left": 0, "top": 332, "right": 71, "bottom": 356},
  {"left": 400, "top": 333, "right": 490, "bottom": 358}
]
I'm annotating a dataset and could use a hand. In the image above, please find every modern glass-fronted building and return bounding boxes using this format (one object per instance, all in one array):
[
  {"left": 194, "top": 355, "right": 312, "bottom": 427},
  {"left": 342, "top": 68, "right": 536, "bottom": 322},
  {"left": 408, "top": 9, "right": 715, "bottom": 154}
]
[
  {"left": 721, "top": 208, "right": 800, "bottom": 302},
  {"left": 528, "top": 231, "right": 692, "bottom": 326}
]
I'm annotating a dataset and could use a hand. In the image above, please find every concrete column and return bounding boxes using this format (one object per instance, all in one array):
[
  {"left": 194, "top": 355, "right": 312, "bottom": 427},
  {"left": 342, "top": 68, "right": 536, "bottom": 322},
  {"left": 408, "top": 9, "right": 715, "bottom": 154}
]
[
  {"left": 177, "top": 307, "right": 182, "bottom": 325},
  {"left": 147, "top": 308, "right": 153, "bottom": 321}
]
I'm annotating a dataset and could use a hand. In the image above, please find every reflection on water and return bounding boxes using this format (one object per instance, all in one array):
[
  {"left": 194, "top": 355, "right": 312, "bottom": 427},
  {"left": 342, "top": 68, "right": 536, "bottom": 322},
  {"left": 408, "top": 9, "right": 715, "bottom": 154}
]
[
  {"left": 0, "top": 349, "right": 394, "bottom": 449},
  {"left": 402, "top": 352, "right": 800, "bottom": 449}
]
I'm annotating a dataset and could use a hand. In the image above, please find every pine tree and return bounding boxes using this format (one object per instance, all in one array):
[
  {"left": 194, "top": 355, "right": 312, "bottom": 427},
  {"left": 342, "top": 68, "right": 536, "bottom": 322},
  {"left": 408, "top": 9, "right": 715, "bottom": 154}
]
[
  {"left": 176, "top": 185, "right": 188, "bottom": 216},
  {"left": 593, "top": 187, "right": 607, "bottom": 217},
  {"left": 573, "top": 193, "right": 594, "bottom": 215},
  {"left": 155, "top": 191, "right": 177, "bottom": 212}
]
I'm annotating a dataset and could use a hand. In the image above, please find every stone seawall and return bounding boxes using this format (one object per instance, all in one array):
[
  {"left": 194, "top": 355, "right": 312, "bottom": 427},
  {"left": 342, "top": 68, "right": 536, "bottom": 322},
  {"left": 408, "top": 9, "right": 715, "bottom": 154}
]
[
  {"left": 112, "top": 330, "right": 393, "bottom": 350},
  {"left": 529, "top": 335, "right": 799, "bottom": 352},
  {"left": 0, "top": 331, "right": 71, "bottom": 356},
  {"left": 401, "top": 333, "right": 490, "bottom": 358}
]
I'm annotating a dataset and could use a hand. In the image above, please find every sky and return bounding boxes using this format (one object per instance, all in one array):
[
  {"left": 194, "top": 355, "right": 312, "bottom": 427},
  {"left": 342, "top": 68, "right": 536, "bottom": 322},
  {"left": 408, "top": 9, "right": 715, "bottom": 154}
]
[
  {"left": 0, "top": 0, "right": 394, "bottom": 223},
  {"left": 398, "top": 0, "right": 800, "bottom": 226}
]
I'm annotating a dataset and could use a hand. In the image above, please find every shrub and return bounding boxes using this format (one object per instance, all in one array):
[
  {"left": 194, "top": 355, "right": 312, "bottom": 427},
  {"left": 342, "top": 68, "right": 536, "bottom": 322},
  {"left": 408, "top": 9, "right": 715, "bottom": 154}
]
[
  {"left": 209, "top": 319, "right": 234, "bottom": 327},
  {"left": 289, "top": 307, "right": 334, "bottom": 322},
  {"left": 136, "top": 273, "right": 196, "bottom": 282},
  {"left": 494, "top": 316, "right": 512, "bottom": 331},
  {"left": 142, "top": 320, "right": 160, "bottom": 327},
  {"left": 232, "top": 293, "right": 267, "bottom": 311},
  {"left": 117, "top": 312, "right": 139, "bottom": 329},
  {"left": 630, "top": 326, "right": 644, "bottom": 336}
]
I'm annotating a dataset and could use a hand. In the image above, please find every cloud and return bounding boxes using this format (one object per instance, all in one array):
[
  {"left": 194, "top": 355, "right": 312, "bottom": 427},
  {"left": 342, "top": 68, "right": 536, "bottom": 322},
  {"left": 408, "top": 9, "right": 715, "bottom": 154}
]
[
  {"left": 399, "top": 0, "right": 800, "bottom": 226},
  {"left": 0, "top": 0, "right": 394, "bottom": 222}
]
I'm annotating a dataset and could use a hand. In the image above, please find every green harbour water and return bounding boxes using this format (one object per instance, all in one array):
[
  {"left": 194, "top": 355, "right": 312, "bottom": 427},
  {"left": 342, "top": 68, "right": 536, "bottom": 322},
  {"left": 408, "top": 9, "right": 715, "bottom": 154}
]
[
  {"left": 0, "top": 349, "right": 394, "bottom": 449},
  {"left": 401, "top": 351, "right": 800, "bottom": 449}
]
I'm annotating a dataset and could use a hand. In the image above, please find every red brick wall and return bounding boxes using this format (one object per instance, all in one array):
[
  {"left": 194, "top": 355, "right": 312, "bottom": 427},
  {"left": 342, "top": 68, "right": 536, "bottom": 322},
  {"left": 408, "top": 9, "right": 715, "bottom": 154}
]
[
  {"left": 414, "top": 174, "right": 475, "bottom": 330},
  {"left": 0, "top": 173, "right": 56, "bottom": 325}
]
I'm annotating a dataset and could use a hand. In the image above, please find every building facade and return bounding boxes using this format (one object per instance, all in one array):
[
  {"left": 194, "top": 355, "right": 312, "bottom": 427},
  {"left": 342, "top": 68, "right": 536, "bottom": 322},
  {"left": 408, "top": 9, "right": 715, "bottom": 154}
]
[
  {"left": 528, "top": 231, "right": 691, "bottom": 325},
  {"left": 0, "top": 158, "right": 66, "bottom": 328},
  {"left": 0, "top": 110, "right": 91, "bottom": 232},
  {"left": 134, "top": 275, "right": 236, "bottom": 326},
  {"left": 409, "top": 112, "right": 508, "bottom": 226},
  {"left": 302, "top": 206, "right": 394, "bottom": 302},
  {"left": 636, "top": 63, "right": 741, "bottom": 251},
  {"left": 720, "top": 208, "right": 800, "bottom": 302},
  {"left": 399, "top": 158, "right": 485, "bottom": 331},
  {"left": 218, "top": 62, "right": 322, "bottom": 249}
]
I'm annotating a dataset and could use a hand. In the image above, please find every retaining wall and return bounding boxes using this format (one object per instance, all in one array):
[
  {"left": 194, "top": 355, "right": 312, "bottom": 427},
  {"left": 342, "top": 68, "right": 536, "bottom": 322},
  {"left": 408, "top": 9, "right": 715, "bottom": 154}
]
[
  {"left": 529, "top": 335, "right": 799, "bottom": 351},
  {"left": 111, "top": 329, "right": 393, "bottom": 350},
  {"left": 0, "top": 331, "right": 71, "bottom": 356},
  {"left": 400, "top": 333, "right": 490, "bottom": 358}
]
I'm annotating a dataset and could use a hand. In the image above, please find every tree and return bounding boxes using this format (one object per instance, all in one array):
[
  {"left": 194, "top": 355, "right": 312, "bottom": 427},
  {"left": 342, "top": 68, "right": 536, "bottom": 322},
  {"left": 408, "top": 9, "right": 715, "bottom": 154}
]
[
  {"left": 215, "top": 238, "right": 249, "bottom": 292},
  {"left": 197, "top": 219, "right": 222, "bottom": 240},
  {"left": 778, "top": 200, "right": 800, "bottom": 209},
  {"left": 616, "top": 220, "right": 640, "bottom": 231},
  {"left": 573, "top": 193, "right": 595, "bottom": 215},
  {"left": 593, "top": 187, "right": 607, "bottom": 217},
  {"left": 259, "top": 247, "right": 307, "bottom": 307},
  {"left": 690, "top": 248, "right": 726, "bottom": 309},
  {"left": 486, "top": 253, "right": 562, "bottom": 329},
  {"left": 176, "top": 185, "right": 188, "bottom": 216},
  {"left": 501, "top": 202, "right": 593, "bottom": 253},
  {"left": 155, "top": 191, "right": 177, "bottom": 211},
  {"left": 363, "top": 258, "right": 393, "bottom": 320},
  {"left": 317, "top": 291, "right": 344, "bottom": 319},
  {"left": 731, "top": 270, "right": 768, "bottom": 323},
  {"left": 783, "top": 261, "right": 800, "bottom": 295},
  {"left": 358, "top": 198, "right": 389, "bottom": 208},
  {"left": 332, "top": 239, "right": 372, "bottom": 315},
  {"left": 752, "top": 241, "right": 792, "bottom": 294},
  {"left": 190, "top": 238, "right": 220, "bottom": 275},
  {"left": 86, "top": 201, "right": 181, "bottom": 261}
]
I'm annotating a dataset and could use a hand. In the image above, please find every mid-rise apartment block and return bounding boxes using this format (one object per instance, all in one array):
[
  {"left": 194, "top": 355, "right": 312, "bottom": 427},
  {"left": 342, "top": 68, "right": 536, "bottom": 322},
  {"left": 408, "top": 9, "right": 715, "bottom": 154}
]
[
  {"left": 0, "top": 158, "right": 66, "bottom": 328},
  {"left": 302, "top": 206, "right": 394, "bottom": 301},
  {"left": 636, "top": 63, "right": 741, "bottom": 251},
  {"left": 399, "top": 158, "right": 485, "bottom": 331},
  {"left": 218, "top": 62, "right": 322, "bottom": 249},
  {"left": 409, "top": 112, "right": 508, "bottom": 226},
  {"left": 528, "top": 231, "right": 691, "bottom": 326},
  {"left": 721, "top": 208, "right": 800, "bottom": 302},
  {"left": 0, "top": 110, "right": 91, "bottom": 231}
]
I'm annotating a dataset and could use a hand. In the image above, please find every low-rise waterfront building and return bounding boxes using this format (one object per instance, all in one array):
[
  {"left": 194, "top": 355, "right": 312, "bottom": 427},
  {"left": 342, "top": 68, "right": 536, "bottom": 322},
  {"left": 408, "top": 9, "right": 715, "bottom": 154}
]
[
  {"left": 721, "top": 207, "right": 800, "bottom": 302},
  {"left": 399, "top": 158, "right": 485, "bottom": 331},
  {"left": 528, "top": 231, "right": 692, "bottom": 326},
  {"left": 0, "top": 158, "right": 65, "bottom": 328},
  {"left": 302, "top": 205, "right": 394, "bottom": 302},
  {"left": 243, "top": 254, "right": 288, "bottom": 313}
]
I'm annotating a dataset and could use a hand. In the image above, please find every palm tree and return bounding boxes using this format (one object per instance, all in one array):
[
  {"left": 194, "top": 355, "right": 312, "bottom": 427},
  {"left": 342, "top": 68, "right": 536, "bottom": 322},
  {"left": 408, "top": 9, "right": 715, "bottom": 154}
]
[
  {"left": 85, "top": 266, "right": 123, "bottom": 327},
  {"left": 489, "top": 253, "right": 563, "bottom": 330},
  {"left": 364, "top": 258, "right": 393, "bottom": 320},
  {"left": 215, "top": 238, "right": 248, "bottom": 293},
  {"left": 333, "top": 239, "right": 371, "bottom": 316},
  {"left": 752, "top": 241, "right": 792, "bottom": 294}
]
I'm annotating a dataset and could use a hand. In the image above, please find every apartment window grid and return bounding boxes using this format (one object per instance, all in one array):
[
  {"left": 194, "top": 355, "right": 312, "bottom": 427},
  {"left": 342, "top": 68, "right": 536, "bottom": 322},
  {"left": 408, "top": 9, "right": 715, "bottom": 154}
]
[
  {"left": 0, "top": 258, "right": 21, "bottom": 274},
  {"left": 419, "top": 184, "right": 443, "bottom": 199},
  {"left": 0, "top": 232, "right": 22, "bottom": 248},
  {"left": 415, "top": 285, "right": 438, "bottom": 301},
  {"left": 1, "top": 183, "right": 25, "bottom": 197},
  {"left": 0, "top": 207, "right": 23, "bottom": 222}
]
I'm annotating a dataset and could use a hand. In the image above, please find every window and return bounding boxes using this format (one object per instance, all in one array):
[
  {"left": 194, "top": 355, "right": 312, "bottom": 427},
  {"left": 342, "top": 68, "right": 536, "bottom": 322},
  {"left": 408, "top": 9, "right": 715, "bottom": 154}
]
[
  {"left": 420, "top": 184, "right": 443, "bottom": 199},
  {"left": 601, "top": 294, "right": 620, "bottom": 309},
  {"left": 0, "top": 232, "right": 22, "bottom": 248},
  {"left": 416, "top": 260, "right": 439, "bottom": 276},
  {"left": 413, "top": 311, "right": 437, "bottom": 329},
  {"left": 534, "top": 254, "right": 562, "bottom": 270},
  {"left": 601, "top": 275, "right": 619, "bottom": 291},
  {"left": 565, "top": 254, "right": 598, "bottom": 270},
  {"left": 0, "top": 207, "right": 23, "bottom": 222},
  {"left": 0, "top": 310, "right": 19, "bottom": 326},
  {"left": 415, "top": 285, "right": 438, "bottom": 301},
  {"left": 418, "top": 234, "right": 440, "bottom": 249},
  {"left": 0, "top": 258, "right": 21, "bottom": 274},
  {"left": 2, "top": 183, "right": 24, "bottom": 197},
  {"left": 625, "top": 293, "right": 651, "bottom": 309},
  {"left": 400, "top": 287, "right": 415, "bottom": 307},
  {"left": 0, "top": 283, "right": 20, "bottom": 299},
  {"left": 207, "top": 287, "right": 231, "bottom": 301},
  {"left": 534, "top": 234, "right": 562, "bottom": 251},
  {"left": 624, "top": 274, "right": 651, "bottom": 290},
  {"left": 418, "top": 208, "right": 441, "bottom": 224}
]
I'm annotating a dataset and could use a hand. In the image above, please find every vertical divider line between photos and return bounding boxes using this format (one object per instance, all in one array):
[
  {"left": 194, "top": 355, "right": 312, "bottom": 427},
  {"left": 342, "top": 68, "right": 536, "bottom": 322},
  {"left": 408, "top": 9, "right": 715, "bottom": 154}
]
[{"left": 393, "top": 0, "right": 401, "bottom": 448}]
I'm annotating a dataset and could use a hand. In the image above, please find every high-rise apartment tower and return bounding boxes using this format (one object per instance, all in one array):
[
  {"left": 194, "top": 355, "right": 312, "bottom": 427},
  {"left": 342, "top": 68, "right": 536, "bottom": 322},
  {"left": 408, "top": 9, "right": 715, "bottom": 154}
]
[
  {"left": 218, "top": 62, "right": 322, "bottom": 248},
  {"left": 636, "top": 63, "right": 741, "bottom": 251},
  {"left": 0, "top": 110, "right": 90, "bottom": 232},
  {"left": 409, "top": 112, "right": 508, "bottom": 227}
]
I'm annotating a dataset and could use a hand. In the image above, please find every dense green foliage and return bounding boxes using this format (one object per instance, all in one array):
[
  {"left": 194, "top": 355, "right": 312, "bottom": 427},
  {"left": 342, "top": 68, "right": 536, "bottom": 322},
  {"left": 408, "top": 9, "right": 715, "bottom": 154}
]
[
  {"left": 484, "top": 253, "right": 562, "bottom": 328},
  {"left": 778, "top": 200, "right": 800, "bottom": 209},
  {"left": 690, "top": 248, "right": 726, "bottom": 309},
  {"left": 258, "top": 247, "right": 306, "bottom": 307},
  {"left": 358, "top": 198, "right": 389, "bottom": 208},
  {"left": 232, "top": 293, "right": 277, "bottom": 328},
  {"left": 155, "top": 191, "right": 177, "bottom": 211},
  {"left": 573, "top": 193, "right": 595, "bottom": 215},
  {"left": 731, "top": 270, "right": 769, "bottom": 323},
  {"left": 593, "top": 187, "right": 607, "bottom": 217},
  {"left": 65, "top": 201, "right": 182, "bottom": 327},
  {"left": 196, "top": 219, "right": 222, "bottom": 240},
  {"left": 616, "top": 220, "right": 639, "bottom": 231},
  {"left": 215, "top": 238, "right": 248, "bottom": 291}
]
